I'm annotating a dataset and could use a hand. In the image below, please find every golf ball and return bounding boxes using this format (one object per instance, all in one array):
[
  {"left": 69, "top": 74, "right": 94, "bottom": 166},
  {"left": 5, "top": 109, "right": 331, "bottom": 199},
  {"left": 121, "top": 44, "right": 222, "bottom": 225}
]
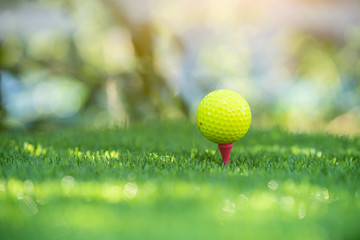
[{"left": 196, "top": 89, "right": 251, "bottom": 144}]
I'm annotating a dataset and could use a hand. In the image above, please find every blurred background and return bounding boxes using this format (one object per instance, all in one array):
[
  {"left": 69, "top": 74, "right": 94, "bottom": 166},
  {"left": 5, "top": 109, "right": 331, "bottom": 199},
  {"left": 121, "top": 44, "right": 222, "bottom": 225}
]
[{"left": 0, "top": 0, "right": 359, "bottom": 135}]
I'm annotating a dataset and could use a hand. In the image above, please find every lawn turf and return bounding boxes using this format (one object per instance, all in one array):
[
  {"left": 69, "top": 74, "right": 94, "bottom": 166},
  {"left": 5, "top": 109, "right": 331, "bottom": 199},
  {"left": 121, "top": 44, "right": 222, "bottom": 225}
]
[{"left": 0, "top": 122, "right": 359, "bottom": 239}]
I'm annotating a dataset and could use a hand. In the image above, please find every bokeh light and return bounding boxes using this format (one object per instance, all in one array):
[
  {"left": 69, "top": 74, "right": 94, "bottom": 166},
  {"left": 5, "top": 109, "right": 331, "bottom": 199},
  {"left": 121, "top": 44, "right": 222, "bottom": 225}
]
[{"left": 0, "top": 0, "right": 359, "bottom": 134}]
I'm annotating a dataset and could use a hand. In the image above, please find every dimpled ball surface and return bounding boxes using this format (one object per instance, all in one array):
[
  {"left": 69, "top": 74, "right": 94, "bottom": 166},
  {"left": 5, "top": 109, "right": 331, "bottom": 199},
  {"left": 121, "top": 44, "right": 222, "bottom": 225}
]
[{"left": 196, "top": 89, "right": 251, "bottom": 144}]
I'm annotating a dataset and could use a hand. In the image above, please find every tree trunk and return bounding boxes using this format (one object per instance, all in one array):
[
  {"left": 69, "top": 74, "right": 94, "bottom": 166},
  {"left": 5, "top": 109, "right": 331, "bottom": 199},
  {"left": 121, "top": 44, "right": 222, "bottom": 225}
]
[{"left": 103, "top": 0, "right": 189, "bottom": 121}]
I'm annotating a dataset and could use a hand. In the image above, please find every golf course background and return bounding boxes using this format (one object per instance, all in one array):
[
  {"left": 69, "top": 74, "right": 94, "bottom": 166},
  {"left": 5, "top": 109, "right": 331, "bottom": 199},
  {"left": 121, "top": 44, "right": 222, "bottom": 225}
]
[{"left": 0, "top": 0, "right": 360, "bottom": 134}]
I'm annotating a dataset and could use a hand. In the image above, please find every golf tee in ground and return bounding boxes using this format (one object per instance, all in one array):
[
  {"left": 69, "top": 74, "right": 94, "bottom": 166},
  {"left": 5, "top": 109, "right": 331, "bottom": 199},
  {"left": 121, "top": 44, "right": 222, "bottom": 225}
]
[{"left": 218, "top": 143, "right": 233, "bottom": 165}]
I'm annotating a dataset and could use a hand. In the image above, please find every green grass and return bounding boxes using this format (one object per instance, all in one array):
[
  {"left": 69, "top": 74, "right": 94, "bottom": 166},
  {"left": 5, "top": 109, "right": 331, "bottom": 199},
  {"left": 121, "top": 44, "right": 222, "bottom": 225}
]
[{"left": 0, "top": 122, "right": 359, "bottom": 240}]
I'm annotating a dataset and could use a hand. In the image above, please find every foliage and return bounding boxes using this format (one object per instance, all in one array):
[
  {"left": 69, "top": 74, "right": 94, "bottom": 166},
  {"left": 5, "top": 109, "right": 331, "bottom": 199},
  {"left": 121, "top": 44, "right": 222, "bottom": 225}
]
[
  {"left": 1, "top": 1, "right": 360, "bottom": 132},
  {"left": 0, "top": 122, "right": 359, "bottom": 239},
  {"left": 0, "top": 0, "right": 187, "bottom": 126}
]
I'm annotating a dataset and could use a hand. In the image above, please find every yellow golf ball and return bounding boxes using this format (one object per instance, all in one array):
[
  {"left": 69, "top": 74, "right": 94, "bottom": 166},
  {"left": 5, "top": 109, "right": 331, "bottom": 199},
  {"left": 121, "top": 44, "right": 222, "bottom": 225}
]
[{"left": 196, "top": 89, "right": 251, "bottom": 144}]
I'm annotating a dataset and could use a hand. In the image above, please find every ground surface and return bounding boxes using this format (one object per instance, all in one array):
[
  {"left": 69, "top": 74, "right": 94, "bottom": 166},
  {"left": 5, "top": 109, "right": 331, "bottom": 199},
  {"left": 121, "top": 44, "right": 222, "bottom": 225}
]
[{"left": 0, "top": 122, "right": 359, "bottom": 240}]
